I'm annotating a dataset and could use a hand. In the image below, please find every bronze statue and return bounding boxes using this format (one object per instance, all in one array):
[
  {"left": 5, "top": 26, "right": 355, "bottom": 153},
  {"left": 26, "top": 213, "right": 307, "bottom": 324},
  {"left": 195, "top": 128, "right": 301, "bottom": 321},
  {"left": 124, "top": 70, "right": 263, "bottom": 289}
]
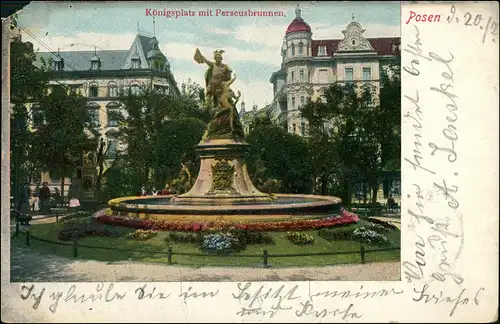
[
  {"left": 194, "top": 48, "right": 232, "bottom": 107},
  {"left": 194, "top": 48, "right": 244, "bottom": 141}
]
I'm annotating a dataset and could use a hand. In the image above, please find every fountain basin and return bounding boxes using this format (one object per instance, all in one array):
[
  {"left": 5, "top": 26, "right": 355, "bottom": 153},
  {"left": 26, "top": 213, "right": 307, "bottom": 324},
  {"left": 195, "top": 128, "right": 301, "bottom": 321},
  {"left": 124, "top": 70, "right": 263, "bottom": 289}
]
[{"left": 108, "top": 194, "right": 342, "bottom": 222}]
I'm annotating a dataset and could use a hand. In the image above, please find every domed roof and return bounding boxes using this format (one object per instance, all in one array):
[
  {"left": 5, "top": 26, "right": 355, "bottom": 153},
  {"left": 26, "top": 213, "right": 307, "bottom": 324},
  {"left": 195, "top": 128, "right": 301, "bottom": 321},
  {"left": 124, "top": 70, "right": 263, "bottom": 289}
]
[{"left": 285, "top": 5, "right": 311, "bottom": 35}]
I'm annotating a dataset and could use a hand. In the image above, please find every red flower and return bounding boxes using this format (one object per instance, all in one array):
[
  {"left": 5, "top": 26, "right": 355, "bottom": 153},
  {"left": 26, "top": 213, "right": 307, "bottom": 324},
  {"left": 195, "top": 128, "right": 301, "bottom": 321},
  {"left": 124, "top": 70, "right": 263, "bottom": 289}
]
[{"left": 95, "top": 211, "right": 360, "bottom": 233}]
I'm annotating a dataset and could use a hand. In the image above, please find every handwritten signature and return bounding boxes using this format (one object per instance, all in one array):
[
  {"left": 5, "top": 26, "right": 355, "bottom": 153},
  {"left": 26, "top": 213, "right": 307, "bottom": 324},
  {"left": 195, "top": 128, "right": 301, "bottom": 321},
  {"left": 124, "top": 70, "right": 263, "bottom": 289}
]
[{"left": 413, "top": 284, "right": 485, "bottom": 317}]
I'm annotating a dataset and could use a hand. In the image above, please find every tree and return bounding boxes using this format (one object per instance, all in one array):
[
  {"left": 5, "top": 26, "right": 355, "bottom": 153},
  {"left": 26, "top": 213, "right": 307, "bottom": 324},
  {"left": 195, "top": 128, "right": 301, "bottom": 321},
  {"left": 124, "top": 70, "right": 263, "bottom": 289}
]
[
  {"left": 33, "top": 87, "right": 95, "bottom": 201},
  {"left": 246, "top": 123, "right": 312, "bottom": 193},
  {"left": 10, "top": 36, "right": 51, "bottom": 206},
  {"left": 300, "top": 95, "right": 337, "bottom": 196},
  {"left": 85, "top": 135, "right": 121, "bottom": 201},
  {"left": 377, "top": 63, "right": 401, "bottom": 172},
  {"left": 115, "top": 80, "right": 209, "bottom": 192},
  {"left": 301, "top": 83, "right": 384, "bottom": 204}
]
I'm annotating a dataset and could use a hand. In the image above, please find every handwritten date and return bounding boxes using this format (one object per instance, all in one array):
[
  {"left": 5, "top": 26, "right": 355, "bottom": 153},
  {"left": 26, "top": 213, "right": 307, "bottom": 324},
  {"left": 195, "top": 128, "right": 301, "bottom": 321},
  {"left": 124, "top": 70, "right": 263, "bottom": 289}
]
[{"left": 447, "top": 5, "right": 498, "bottom": 44}]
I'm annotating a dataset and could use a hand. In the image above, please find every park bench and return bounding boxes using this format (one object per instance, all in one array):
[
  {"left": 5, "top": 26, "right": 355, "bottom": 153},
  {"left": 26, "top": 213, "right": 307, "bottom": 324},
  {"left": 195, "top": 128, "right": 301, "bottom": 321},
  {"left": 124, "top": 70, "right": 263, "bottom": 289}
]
[
  {"left": 50, "top": 207, "right": 69, "bottom": 222},
  {"left": 352, "top": 203, "right": 385, "bottom": 216},
  {"left": 14, "top": 209, "right": 32, "bottom": 225}
]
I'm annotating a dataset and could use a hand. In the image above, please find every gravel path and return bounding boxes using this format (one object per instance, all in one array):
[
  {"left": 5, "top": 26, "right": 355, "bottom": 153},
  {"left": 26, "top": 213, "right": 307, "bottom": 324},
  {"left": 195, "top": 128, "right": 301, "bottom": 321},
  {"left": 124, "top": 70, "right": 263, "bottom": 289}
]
[{"left": 10, "top": 244, "right": 400, "bottom": 282}]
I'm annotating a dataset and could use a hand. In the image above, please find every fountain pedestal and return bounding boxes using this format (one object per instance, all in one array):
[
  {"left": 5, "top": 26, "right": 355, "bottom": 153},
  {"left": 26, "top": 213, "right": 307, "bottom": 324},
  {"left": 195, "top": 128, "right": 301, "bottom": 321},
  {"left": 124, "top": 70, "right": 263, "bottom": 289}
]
[{"left": 172, "top": 139, "right": 273, "bottom": 205}]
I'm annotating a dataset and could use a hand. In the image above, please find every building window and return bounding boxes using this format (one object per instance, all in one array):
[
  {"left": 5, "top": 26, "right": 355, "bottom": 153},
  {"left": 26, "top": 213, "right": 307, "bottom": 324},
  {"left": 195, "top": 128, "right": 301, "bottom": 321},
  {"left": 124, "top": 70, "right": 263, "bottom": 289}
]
[
  {"left": 298, "top": 42, "right": 304, "bottom": 55},
  {"left": 345, "top": 68, "right": 354, "bottom": 81},
  {"left": 291, "top": 44, "right": 295, "bottom": 56},
  {"left": 301, "top": 121, "right": 305, "bottom": 136},
  {"left": 51, "top": 85, "right": 66, "bottom": 95},
  {"left": 300, "top": 70, "right": 304, "bottom": 82},
  {"left": 291, "top": 97, "right": 296, "bottom": 109},
  {"left": 131, "top": 59, "right": 140, "bottom": 69},
  {"left": 318, "top": 69, "right": 328, "bottom": 83},
  {"left": 107, "top": 139, "right": 118, "bottom": 156},
  {"left": 50, "top": 170, "right": 61, "bottom": 184},
  {"left": 89, "top": 83, "right": 99, "bottom": 97},
  {"left": 130, "top": 84, "right": 140, "bottom": 95},
  {"left": 87, "top": 105, "right": 100, "bottom": 127},
  {"left": 300, "top": 95, "right": 305, "bottom": 107},
  {"left": 108, "top": 82, "right": 118, "bottom": 97},
  {"left": 107, "top": 104, "right": 120, "bottom": 127},
  {"left": 32, "top": 106, "right": 44, "bottom": 128},
  {"left": 91, "top": 61, "right": 99, "bottom": 71},
  {"left": 318, "top": 45, "right": 327, "bottom": 56},
  {"left": 69, "top": 84, "right": 80, "bottom": 94},
  {"left": 154, "top": 85, "right": 169, "bottom": 95},
  {"left": 292, "top": 123, "right": 296, "bottom": 133},
  {"left": 54, "top": 59, "right": 64, "bottom": 71},
  {"left": 361, "top": 85, "right": 374, "bottom": 105},
  {"left": 363, "top": 67, "right": 371, "bottom": 81},
  {"left": 291, "top": 71, "right": 295, "bottom": 83}
]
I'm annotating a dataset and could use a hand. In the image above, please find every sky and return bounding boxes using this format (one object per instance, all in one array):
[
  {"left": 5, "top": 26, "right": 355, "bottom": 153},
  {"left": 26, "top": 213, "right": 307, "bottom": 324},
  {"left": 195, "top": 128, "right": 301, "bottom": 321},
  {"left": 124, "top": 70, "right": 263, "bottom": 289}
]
[{"left": 17, "top": 1, "right": 401, "bottom": 111}]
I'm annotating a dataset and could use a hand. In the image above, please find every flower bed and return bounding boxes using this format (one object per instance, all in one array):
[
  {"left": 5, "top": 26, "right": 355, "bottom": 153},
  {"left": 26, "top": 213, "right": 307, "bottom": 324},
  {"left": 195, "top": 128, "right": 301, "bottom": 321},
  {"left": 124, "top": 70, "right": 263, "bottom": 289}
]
[
  {"left": 201, "top": 233, "right": 241, "bottom": 254},
  {"left": 352, "top": 227, "right": 389, "bottom": 246},
  {"left": 127, "top": 229, "right": 158, "bottom": 241},
  {"left": 286, "top": 232, "right": 314, "bottom": 245},
  {"left": 94, "top": 209, "right": 359, "bottom": 233}
]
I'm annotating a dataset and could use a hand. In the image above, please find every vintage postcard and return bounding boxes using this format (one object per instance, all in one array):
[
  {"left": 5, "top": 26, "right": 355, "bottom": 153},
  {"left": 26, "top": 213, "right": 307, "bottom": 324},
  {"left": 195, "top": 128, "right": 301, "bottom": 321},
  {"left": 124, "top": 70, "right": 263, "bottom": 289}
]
[{"left": 1, "top": 1, "right": 498, "bottom": 322}]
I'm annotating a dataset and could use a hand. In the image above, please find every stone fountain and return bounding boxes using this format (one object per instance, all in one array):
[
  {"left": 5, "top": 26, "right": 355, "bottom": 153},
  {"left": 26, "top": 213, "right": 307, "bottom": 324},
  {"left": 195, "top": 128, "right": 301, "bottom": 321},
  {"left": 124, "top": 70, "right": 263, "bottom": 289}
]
[{"left": 108, "top": 48, "right": 342, "bottom": 221}]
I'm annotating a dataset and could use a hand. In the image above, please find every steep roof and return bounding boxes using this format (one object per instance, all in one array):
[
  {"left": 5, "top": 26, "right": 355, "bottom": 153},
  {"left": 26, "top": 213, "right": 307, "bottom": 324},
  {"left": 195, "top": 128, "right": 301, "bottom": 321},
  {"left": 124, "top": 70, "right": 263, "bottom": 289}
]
[
  {"left": 35, "top": 50, "right": 129, "bottom": 70},
  {"left": 34, "top": 34, "right": 170, "bottom": 71}
]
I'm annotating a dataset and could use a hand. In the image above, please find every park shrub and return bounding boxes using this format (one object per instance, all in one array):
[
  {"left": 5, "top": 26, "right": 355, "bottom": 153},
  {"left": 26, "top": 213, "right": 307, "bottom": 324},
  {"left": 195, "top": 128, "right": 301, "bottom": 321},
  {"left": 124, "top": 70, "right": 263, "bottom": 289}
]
[
  {"left": 58, "top": 216, "right": 129, "bottom": 241},
  {"left": 166, "top": 232, "right": 201, "bottom": 244},
  {"left": 352, "top": 227, "right": 389, "bottom": 246},
  {"left": 286, "top": 232, "right": 314, "bottom": 245},
  {"left": 87, "top": 224, "right": 128, "bottom": 238},
  {"left": 127, "top": 229, "right": 158, "bottom": 241},
  {"left": 366, "top": 222, "right": 392, "bottom": 233},
  {"left": 228, "top": 229, "right": 275, "bottom": 245},
  {"left": 58, "top": 222, "right": 88, "bottom": 241},
  {"left": 200, "top": 233, "right": 241, "bottom": 254},
  {"left": 366, "top": 218, "right": 398, "bottom": 231},
  {"left": 318, "top": 227, "right": 355, "bottom": 241},
  {"left": 61, "top": 211, "right": 92, "bottom": 222}
]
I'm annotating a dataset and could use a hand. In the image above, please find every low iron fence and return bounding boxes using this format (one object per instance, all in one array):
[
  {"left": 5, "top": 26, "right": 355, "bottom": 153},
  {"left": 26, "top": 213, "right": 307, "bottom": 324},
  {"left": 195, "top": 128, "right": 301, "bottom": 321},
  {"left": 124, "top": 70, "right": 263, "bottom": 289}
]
[{"left": 12, "top": 226, "right": 400, "bottom": 268}]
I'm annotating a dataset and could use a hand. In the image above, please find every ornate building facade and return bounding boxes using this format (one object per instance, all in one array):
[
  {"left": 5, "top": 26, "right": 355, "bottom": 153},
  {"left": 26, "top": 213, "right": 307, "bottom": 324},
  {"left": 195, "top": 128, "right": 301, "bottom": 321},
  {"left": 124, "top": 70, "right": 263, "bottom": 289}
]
[
  {"left": 30, "top": 33, "right": 180, "bottom": 199},
  {"left": 239, "top": 101, "right": 270, "bottom": 135},
  {"left": 268, "top": 5, "right": 401, "bottom": 136}
]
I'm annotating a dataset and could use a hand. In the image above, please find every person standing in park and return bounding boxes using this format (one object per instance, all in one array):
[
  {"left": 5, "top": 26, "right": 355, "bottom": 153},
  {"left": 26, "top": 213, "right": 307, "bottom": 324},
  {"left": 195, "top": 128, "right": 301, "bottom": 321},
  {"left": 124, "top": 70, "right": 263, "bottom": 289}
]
[
  {"left": 39, "top": 182, "right": 51, "bottom": 214},
  {"left": 18, "top": 182, "right": 31, "bottom": 215},
  {"left": 33, "top": 182, "right": 41, "bottom": 212},
  {"left": 53, "top": 187, "right": 61, "bottom": 206}
]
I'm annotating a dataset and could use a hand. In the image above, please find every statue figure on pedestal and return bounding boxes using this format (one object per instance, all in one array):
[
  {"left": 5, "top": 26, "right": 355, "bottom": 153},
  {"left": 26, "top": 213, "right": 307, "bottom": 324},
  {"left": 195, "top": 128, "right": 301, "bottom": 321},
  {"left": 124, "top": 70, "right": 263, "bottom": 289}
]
[{"left": 194, "top": 48, "right": 245, "bottom": 141}]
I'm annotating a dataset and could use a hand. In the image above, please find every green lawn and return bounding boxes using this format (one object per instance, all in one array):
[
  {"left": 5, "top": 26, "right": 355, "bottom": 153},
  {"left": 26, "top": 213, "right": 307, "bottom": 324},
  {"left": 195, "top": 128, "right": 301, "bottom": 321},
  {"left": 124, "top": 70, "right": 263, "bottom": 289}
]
[{"left": 13, "top": 219, "right": 400, "bottom": 268}]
